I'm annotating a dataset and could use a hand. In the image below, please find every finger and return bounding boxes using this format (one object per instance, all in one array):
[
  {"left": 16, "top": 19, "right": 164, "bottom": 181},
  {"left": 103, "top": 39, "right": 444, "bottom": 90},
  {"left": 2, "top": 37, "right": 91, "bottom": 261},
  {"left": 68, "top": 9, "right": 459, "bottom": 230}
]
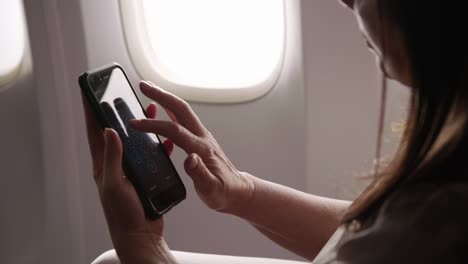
[
  {"left": 184, "top": 153, "right": 218, "bottom": 195},
  {"left": 81, "top": 94, "right": 104, "bottom": 154},
  {"left": 129, "top": 119, "right": 206, "bottom": 154},
  {"left": 139, "top": 81, "right": 206, "bottom": 136},
  {"left": 145, "top": 99, "right": 175, "bottom": 123},
  {"left": 81, "top": 92, "right": 105, "bottom": 166},
  {"left": 163, "top": 139, "right": 174, "bottom": 156},
  {"left": 102, "top": 128, "right": 124, "bottom": 188},
  {"left": 162, "top": 106, "right": 178, "bottom": 123},
  {"left": 146, "top": 102, "right": 158, "bottom": 119}
]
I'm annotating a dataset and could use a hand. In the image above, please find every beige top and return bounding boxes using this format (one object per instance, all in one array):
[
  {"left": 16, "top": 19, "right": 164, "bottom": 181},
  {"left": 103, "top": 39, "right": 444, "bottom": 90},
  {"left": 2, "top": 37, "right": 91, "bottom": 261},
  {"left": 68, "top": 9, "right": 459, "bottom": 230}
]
[{"left": 312, "top": 182, "right": 468, "bottom": 263}]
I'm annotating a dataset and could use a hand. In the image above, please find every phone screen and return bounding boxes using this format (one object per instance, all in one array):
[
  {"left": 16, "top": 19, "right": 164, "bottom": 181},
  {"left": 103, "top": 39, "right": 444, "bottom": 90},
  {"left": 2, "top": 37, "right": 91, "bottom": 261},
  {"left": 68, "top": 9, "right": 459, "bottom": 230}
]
[{"left": 90, "top": 67, "right": 180, "bottom": 208}]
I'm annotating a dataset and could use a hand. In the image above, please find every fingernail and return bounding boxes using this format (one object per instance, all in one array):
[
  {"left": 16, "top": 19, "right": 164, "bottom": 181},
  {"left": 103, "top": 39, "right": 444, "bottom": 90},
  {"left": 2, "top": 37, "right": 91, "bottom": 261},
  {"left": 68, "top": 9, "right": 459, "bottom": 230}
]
[
  {"left": 188, "top": 154, "right": 199, "bottom": 170},
  {"left": 141, "top": 81, "right": 153, "bottom": 89},
  {"left": 140, "top": 81, "right": 150, "bottom": 91},
  {"left": 145, "top": 80, "right": 156, "bottom": 86}
]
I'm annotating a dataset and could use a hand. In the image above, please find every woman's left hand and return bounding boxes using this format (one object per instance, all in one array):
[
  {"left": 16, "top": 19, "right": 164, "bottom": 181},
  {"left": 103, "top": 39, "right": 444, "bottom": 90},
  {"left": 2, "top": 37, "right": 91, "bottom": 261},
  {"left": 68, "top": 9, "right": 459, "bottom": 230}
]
[{"left": 82, "top": 95, "right": 177, "bottom": 264}]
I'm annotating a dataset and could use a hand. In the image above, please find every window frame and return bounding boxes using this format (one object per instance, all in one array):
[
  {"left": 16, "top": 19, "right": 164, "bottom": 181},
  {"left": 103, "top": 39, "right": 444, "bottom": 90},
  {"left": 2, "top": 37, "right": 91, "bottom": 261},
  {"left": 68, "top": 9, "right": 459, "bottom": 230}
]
[
  {"left": 0, "top": 0, "right": 26, "bottom": 89},
  {"left": 119, "top": 0, "right": 286, "bottom": 103}
]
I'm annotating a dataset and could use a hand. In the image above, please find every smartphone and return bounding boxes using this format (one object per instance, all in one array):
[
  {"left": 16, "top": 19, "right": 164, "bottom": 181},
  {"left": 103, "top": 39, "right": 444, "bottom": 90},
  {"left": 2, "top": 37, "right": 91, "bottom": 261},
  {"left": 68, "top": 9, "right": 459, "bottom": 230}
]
[{"left": 79, "top": 63, "right": 186, "bottom": 219}]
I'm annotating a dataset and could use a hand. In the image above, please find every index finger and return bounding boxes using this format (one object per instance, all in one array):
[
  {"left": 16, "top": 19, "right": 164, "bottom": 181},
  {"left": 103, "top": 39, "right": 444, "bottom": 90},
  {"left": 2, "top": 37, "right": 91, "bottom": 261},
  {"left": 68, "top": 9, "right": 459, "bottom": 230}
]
[
  {"left": 139, "top": 81, "right": 207, "bottom": 137},
  {"left": 130, "top": 119, "right": 208, "bottom": 155}
]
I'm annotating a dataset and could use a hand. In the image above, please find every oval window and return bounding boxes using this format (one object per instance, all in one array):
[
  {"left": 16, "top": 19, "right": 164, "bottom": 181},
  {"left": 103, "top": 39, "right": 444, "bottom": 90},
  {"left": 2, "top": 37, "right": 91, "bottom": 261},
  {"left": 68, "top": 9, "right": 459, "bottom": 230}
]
[{"left": 120, "top": 0, "right": 285, "bottom": 103}]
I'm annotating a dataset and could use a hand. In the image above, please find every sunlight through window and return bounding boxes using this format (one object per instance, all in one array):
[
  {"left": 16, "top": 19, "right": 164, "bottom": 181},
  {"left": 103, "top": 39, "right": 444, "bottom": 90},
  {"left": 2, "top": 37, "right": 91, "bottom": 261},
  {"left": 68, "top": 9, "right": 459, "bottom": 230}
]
[
  {"left": 0, "top": 0, "right": 26, "bottom": 87},
  {"left": 121, "top": 0, "right": 285, "bottom": 103}
]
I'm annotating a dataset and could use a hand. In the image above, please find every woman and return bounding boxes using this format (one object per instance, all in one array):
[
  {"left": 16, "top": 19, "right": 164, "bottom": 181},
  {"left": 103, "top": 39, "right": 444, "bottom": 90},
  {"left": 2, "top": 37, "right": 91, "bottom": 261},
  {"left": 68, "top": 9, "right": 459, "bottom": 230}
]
[{"left": 85, "top": 0, "right": 468, "bottom": 263}]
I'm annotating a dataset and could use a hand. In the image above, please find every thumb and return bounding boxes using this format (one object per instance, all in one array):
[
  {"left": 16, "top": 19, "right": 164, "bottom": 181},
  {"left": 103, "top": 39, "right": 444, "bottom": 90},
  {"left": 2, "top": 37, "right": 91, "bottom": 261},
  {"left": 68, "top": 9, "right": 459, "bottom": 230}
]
[
  {"left": 103, "top": 128, "right": 124, "bottom": 188},
  {"left": 184, "top": 153, "right": 217, "bottom": 194}
]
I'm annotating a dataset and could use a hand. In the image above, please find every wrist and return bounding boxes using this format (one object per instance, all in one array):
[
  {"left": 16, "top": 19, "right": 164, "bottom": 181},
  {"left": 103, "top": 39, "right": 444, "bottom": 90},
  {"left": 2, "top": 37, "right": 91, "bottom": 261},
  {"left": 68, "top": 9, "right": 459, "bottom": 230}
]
[
  {"left": 112, "top": 234, "right": 177, "bottom": 264},
  {"left": 222, "top": 171, "right": 257, "bottom": 216}
]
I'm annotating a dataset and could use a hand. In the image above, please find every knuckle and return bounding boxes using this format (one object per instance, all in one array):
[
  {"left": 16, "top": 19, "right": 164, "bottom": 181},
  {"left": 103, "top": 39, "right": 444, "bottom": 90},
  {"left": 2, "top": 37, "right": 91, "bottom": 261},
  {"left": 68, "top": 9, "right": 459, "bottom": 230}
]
[
  {"left": 198, "top": 129, "right": 212, "bottom": 139},
  {"left": 169, "top": 122, "right": 183, "bottom": 136},
  {"left": 101, "top": 180, "right": 119, "bottom": 194},
  {"left": 199, "top": 141, "right": 215, "bottom": 157},
  {"left": 204, "top": 139, "right": 220, "bottom": 155},
  {"left": 179, "top": 100, "right": 192, "bottom": 116},
  {"left": 167, "top": 122, "right": 184, "bottom": 139},
  {"left": 205, "top": 130, "right": 214, "bottom": 138}
]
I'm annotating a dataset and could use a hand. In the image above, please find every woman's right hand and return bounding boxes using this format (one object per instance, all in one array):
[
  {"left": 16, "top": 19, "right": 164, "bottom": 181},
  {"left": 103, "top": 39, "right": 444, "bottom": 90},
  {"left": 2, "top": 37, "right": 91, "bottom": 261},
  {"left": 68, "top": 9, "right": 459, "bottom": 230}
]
[{"left": 130, "top": 81, "right": 255, "bottom": 214}]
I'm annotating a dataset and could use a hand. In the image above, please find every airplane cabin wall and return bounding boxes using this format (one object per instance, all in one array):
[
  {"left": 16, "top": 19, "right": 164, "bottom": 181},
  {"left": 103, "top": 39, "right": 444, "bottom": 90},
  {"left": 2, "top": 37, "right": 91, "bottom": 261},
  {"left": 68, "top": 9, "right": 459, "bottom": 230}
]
[
  {"left": 0, "top": 24, "right": 45, "bottom": 264},
  {"left": 0, "top": 0, "right": 408, "bottom": 263},
  {"left": 303, "top": 1, "right": 381, "bottom": 199},
  {"left": 302, "top": 1, "right": 408, "bottom": 200},
  {"left": 79, "top": 0, "right": 306, "bottom": 261}
]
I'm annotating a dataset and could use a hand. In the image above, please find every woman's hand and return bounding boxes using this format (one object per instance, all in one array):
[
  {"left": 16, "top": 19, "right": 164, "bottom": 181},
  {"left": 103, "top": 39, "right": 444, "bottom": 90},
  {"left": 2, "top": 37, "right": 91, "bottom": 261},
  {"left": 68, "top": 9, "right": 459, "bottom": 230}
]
[
  {"left": 130, "top": 81, "right": 255, "bottom": 214},
  {"left": 81, "top": 95, "right": 177, "bottom": 264}
]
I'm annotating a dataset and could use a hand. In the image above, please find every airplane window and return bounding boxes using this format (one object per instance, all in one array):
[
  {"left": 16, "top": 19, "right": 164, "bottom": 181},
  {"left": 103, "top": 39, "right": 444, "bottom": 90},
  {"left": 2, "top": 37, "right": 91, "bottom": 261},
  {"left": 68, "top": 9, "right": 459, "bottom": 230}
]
[
  {"left": 120, "top": 0, "right": 285, "bottom": 103},
  {"left": 0, "top": 0, "right": 26, "bottom": 88}
]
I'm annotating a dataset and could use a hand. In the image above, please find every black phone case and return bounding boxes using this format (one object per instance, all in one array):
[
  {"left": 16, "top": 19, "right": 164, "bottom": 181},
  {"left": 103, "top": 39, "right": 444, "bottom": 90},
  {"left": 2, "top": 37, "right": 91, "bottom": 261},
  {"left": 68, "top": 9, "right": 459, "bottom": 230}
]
[{"left": 78, "top": 62, "right": 186, "bottom": 220}]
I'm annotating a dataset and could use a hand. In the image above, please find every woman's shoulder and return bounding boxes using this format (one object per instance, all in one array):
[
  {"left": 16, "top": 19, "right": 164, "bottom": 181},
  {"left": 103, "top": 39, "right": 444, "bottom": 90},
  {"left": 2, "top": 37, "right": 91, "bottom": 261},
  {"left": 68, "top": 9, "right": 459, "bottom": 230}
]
[
  {"left": 379, "top": 181, "right": 468, "bottom": 236},
  {"left": 334, "top": 181, "right": 468, "bottom": 264},
  {"left": 385, "top": 181, "right": 468, "bottom": 217}
]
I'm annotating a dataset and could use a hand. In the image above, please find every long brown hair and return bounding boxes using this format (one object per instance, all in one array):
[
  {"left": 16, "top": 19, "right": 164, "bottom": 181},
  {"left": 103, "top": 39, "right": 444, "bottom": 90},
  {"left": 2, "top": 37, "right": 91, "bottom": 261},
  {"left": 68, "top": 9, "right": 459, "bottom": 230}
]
[{"left": 343, "top": 0, "right": 468, "bottom": 221}]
